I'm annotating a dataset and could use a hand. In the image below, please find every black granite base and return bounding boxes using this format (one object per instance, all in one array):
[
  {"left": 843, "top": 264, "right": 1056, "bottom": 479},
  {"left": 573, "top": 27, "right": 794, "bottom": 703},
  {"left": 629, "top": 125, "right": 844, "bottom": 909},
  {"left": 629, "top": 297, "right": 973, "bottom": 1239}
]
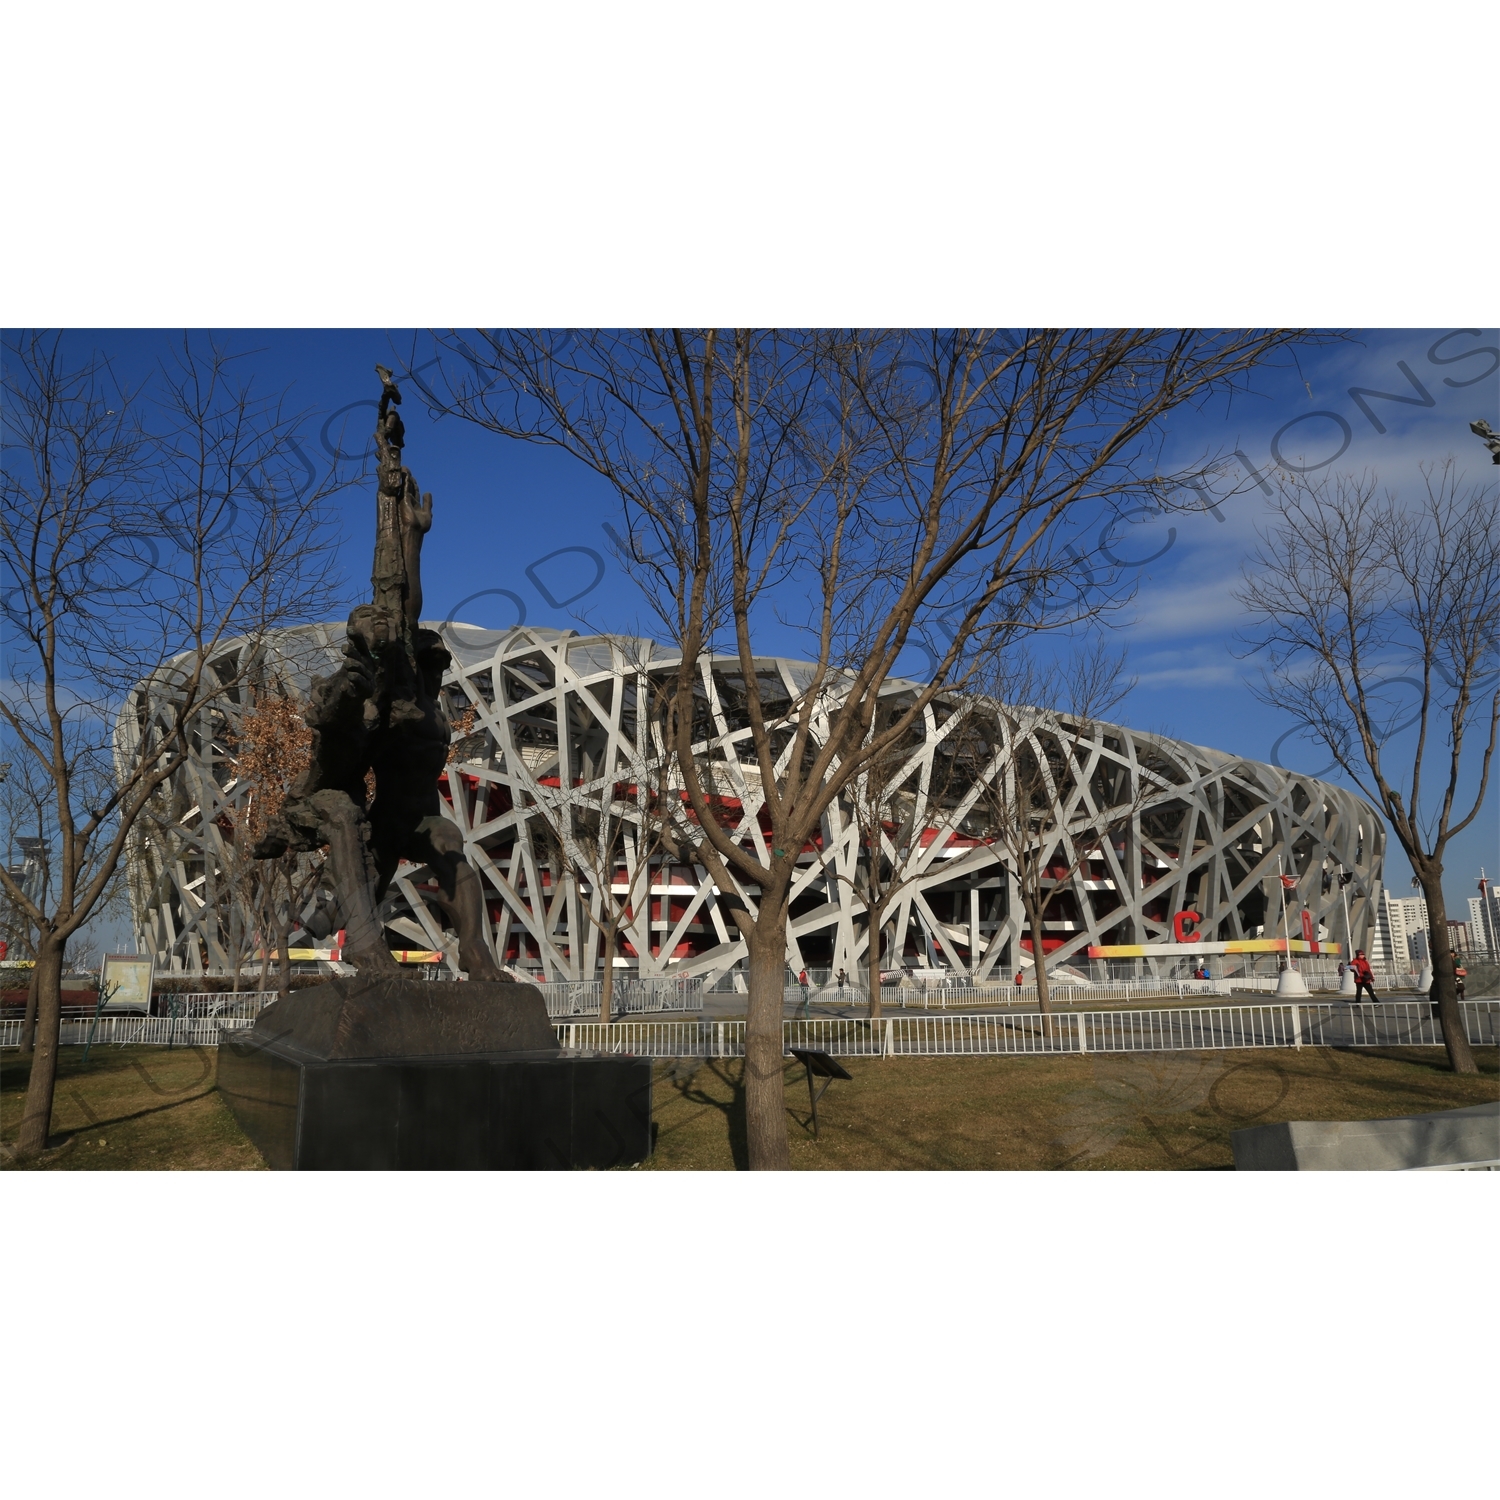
[
  {"left": 215, "top": 977, "right": 650, "bottom": 1169},
  {"left": 218, "top": 1031, "right": 653, "bottom": 1169}
]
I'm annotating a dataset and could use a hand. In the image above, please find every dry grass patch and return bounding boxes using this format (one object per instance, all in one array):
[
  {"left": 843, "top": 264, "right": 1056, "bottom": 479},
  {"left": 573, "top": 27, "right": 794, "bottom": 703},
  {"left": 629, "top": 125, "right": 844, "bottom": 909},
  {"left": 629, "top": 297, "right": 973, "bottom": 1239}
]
[
  {"left": 3, "top": 1041, "right": 1493, "bottom": 1172},
  {"left": 1, "top": 1046, "right": 265, "bottom": 1171},
  {"left": 643, "top": 1046, "right": 1499, "bottom": 1170}
]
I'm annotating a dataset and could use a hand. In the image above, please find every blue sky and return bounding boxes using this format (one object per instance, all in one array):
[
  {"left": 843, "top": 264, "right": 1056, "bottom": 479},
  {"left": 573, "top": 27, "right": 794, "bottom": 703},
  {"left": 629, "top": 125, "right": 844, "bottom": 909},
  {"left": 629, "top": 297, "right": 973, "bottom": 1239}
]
[
  {"left": 1124, "top": 326, "right": 1500, "bottom": 908},
  {"left": 13, "top": 327, "right": 1500, "bottom": 914}
]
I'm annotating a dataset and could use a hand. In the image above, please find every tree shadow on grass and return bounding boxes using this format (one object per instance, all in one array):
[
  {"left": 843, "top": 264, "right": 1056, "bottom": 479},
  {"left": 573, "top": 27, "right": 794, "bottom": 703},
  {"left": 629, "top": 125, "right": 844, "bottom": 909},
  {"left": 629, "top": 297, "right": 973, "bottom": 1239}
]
[
  {"left": 0, "top": 1089, "right": 223, "bottom": 1165},
  {"left": 0, "top": 1091, "right": 218, "bottom": 1156},
  {"left": 1291, "top": 1047, "right": 1498, "bottom": 1111},
  {"left": 658, "top": 1057, "right": 751, "bottom": 1169},
  {"left": 54, "top": 1090, "right": 218, "bottom": 1140}
]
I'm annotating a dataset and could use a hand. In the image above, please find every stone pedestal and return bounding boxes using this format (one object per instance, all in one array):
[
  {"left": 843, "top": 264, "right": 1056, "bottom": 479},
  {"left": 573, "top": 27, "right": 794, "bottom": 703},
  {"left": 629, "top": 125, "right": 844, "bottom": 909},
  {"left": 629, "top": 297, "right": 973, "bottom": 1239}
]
[
  {"left": 1232, "top": 1101, "right": 1499, "bottom": 1170},
  {"left": 217, "top": 977, "right": 652, "bottom": 1170},
  {"left": 1275, "top": 967, "right": 1310, "bottom": 997}
]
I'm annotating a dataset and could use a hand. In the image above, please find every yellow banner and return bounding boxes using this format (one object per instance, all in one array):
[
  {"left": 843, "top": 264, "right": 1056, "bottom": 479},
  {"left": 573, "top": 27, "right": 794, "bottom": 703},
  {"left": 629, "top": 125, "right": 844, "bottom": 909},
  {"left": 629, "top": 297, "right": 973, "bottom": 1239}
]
[
  {"left": 272, "top": 949, "right": 444, "bottom": 964},
  {"left": 1087, "top": 938, "right": 1341, "bottom": 958}
]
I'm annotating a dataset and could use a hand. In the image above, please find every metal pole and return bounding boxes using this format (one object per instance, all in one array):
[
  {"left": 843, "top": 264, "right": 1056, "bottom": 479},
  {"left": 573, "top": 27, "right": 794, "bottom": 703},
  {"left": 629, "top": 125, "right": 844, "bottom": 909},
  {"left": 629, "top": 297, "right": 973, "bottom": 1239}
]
[
  {"left": 81, "top": 983, "right": 111, "bottom": 1065},
  {"left": 1278, "top": 854, "right": 1293, "bottom": 971}
]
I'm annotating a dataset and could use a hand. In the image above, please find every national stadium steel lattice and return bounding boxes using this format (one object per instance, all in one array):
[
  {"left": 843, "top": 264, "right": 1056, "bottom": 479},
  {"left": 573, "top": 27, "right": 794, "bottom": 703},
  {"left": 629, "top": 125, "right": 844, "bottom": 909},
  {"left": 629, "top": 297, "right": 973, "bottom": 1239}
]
[{"left": 121, "top": 622, "right": 1386, "bottom": 981}]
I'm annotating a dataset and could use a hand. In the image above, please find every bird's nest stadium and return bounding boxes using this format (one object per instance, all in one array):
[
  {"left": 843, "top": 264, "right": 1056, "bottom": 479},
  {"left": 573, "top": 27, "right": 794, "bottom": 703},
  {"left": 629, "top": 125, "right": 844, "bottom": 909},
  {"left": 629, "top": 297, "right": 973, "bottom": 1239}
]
[{"left": 119, "top": 622, "right": 1387, "bottom": 984}]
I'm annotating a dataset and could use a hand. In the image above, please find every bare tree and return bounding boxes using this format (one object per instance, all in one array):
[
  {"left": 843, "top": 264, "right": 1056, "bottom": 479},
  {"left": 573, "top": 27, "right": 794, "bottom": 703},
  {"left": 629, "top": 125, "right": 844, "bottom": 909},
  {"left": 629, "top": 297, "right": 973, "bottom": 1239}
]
[
  {"left": 428, "top": 327, "right": 1319, "bottom": 1168},
  {"left": 3, "top": 659, "right": 134, "bottom": 1047},
  {"left": 959, "top": 644, "right": 1149, "bottom": 1017},
  {"left": 251, "top": 849, "right": 327, "bottom": 1001},
  {"left": 1237, "top": 461, "right": 1499, "bottom": 1074},
  {"left": 227, "top": 686, "right": 320, "bottom": 1000},
  {"left": 0, "top": 331, "right": 346, "bottom": 1158}
]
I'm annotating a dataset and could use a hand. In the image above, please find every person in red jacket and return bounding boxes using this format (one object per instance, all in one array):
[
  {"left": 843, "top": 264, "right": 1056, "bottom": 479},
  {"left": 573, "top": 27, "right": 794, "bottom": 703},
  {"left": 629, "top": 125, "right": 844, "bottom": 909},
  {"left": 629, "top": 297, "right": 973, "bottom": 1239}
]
[{"left": 1349, "top": 949, "right": 1378, "bottom": 1005}]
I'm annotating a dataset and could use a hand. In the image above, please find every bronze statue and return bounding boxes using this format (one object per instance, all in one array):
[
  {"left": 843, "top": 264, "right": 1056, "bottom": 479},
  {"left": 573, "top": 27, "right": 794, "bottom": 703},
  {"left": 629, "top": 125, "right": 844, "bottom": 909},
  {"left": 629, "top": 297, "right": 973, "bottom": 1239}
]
[
  {"left": 254, "top": 368, "right": 506, "bottom": 981},
  {"left": 372, "top": 364, "right": 434, "bottom": 626}
]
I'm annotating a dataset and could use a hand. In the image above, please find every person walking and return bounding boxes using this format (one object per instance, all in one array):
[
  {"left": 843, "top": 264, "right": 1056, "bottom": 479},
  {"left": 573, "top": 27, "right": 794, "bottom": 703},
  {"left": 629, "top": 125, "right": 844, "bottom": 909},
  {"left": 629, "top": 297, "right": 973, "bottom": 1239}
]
[
  {"left": 798, "top": 967, "right": 810, "bottom": 1018},
  {"left": 1349, "top": 949, "right": 1379, "bottom": 1005}
]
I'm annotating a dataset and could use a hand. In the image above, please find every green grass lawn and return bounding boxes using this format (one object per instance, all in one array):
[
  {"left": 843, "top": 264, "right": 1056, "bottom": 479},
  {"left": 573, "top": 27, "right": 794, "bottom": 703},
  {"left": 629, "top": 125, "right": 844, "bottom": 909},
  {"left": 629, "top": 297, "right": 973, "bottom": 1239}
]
[{"left": 3, "top": 1042, "right": 1494, "bottom": 1171}]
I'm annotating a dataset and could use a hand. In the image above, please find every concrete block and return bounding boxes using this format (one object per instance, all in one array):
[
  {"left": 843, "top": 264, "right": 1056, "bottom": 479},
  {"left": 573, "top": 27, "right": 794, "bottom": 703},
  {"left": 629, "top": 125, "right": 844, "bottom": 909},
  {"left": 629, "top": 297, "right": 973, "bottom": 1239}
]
[{"left": 1232, "top": 1100, "right": 1499, "bottom": 1170}]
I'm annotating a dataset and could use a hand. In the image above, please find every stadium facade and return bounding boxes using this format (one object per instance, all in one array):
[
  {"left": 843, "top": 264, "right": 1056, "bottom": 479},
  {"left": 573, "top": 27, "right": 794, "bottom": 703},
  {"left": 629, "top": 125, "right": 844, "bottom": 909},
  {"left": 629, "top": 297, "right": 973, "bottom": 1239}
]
[{"left": 120, "top": 621, "right": 1387, "bottom": 982}]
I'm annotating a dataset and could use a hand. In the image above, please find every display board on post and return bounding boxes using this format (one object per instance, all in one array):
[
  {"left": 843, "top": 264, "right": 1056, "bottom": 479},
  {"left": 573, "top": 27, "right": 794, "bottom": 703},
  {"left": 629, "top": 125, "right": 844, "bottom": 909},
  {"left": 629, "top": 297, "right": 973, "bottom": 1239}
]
[{"left": 100, "top": 954, "right": 154, "bottom": 1013}]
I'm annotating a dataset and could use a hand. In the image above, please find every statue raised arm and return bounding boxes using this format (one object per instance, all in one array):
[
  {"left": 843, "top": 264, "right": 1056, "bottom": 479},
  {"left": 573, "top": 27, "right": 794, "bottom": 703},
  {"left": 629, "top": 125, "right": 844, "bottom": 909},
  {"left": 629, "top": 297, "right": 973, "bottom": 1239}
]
[{"left": 400, "top": 476, "right": 433, "bottom": 627}]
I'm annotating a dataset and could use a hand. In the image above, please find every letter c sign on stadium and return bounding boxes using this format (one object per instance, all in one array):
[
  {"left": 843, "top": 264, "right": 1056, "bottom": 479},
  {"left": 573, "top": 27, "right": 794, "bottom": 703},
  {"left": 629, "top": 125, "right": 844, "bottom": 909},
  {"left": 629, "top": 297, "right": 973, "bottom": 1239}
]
[{"left": 1172, "top": 910, "right": 1203, "bottom": 943}]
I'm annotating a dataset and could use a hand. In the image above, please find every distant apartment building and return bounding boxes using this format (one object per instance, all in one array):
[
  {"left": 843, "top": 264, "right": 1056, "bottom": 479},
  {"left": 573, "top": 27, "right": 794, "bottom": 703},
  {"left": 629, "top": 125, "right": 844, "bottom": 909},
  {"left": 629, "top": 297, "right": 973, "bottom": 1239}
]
[
  {"left": 1370, "top": 892, "right": 1429, "bottom": 967},
  {"left": 1471, "top": 877, "right": 1500, "bottom": 955},
  {"left": 1370, "top": 882, "right": 1499, "bottom": 965}
]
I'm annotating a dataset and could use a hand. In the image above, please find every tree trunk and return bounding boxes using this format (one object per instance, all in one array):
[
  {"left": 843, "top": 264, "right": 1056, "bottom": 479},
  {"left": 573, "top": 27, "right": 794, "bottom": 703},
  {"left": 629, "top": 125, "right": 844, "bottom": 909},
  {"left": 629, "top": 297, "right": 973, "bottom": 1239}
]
[
  {"left": 276, "top": 864, "right": 304, "bottom": 1002},
  {"left": 1021, "top": 890, "right": 1058, "bottom": 1047},
  {"left": 1024, "top": 894, "right": 1052, "bottom": 1015},
  {"left": 276, "top": 922, "right": 293, "bottom": 1001},
  {"left": 228, "top": 909, "right": 244, "bottom": 996},
  {"left": 866, "top": 885, "right": 884, "bottom": 1021},
  {"left": 1417, "top": 874, "right": 1476, "bottom": 1074},
  {"left": 743, "top": 922, "right": 791, "bottom": 1170},
  {"left": 1033, "top": 946, "right": 1052, "bottom": 1015},
  {"left": 599, "top": 918, "right": 616, "bottom": 1025},
  {"left": 16, "top": 939, "right": 65, "bottom": 1157},
  {"left": 276, "top": 864, "right": 294, "bottom": 1002},
  {"left": 256, "top": 906, "right": 272, "bottom": 992},
  {"left": 19, "top": 957, "right": 40, "bottom": 1055}
]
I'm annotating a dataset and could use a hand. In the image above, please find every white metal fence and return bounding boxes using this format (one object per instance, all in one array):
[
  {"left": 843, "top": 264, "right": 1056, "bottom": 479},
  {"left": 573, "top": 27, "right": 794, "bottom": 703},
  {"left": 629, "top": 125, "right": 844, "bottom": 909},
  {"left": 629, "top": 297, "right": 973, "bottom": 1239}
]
[
  {"left": 159, "top": 992, "right": 279, "bottom": 1019},
  {"left": 533, "top": 976, "right": 704, "bottom": 1018},
  {"left": 6, "top": 1000, "right": 1495, "bottom": 1059},
  {"left": 140, "top": 974, "right": 1455, "bottom": 1024},
  {"left": 0, "top": 1014, "right": 257, "bottom": 1049},
  {"left": 556, "top": 1001, "right": 1500, "bottom": 1058}
]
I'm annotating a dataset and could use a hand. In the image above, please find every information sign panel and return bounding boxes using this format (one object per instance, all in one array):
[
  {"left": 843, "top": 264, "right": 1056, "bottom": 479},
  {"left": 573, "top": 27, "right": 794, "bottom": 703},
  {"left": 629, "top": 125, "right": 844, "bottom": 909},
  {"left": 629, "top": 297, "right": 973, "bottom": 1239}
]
[{"left": 101, "top": 954, "right": 154, "bottom": 1013}]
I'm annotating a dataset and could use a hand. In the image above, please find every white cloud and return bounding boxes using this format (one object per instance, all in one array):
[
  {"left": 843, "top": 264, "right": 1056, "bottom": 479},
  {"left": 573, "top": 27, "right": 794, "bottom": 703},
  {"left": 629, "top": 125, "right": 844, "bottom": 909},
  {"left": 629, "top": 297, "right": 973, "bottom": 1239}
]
[
  {"left": 1131, "top": 660, "right": 1241, "bottom": 689},
  {"left": 1123, "top": 574, "right": 1251, "bottom": 640}
]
